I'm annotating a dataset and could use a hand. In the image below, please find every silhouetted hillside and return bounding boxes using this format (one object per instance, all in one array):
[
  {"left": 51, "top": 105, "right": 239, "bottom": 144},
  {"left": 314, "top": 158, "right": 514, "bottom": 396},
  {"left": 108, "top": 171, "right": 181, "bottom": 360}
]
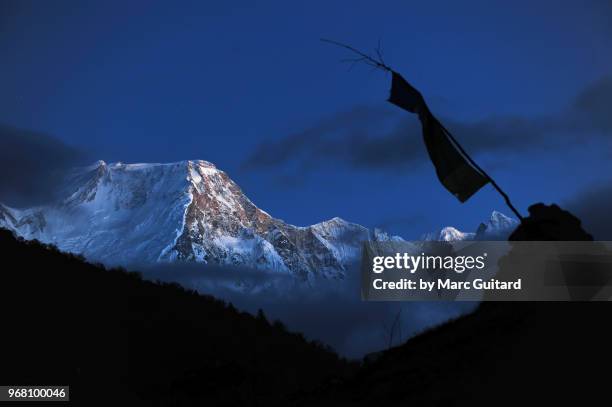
[
  {"left": 4, "top": 204, "right": 610, "bottom": 406},
  {"left": 299, "top": 204, "right": 612, "bottom": 405},
  {"left": 0, "top": 228, "right": 355, "bottom": 405}
]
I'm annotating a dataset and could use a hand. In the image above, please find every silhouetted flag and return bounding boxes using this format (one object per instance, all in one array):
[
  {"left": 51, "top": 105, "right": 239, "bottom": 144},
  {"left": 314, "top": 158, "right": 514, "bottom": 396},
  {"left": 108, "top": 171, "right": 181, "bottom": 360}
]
[{"left": 388, "top": 71, "right": 489, "bottom": 202}]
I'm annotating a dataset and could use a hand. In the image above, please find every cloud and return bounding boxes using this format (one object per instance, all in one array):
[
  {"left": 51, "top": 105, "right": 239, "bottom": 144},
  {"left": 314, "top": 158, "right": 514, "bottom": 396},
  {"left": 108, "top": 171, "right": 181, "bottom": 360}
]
[
  {"left": 242, "top": 105, "right": 401, "bottom": 170},
  {"left": 564, "top": 180, "right": 612, "bottom": 240},
  {"left": 0, "top": 124, "right": 89, "bottom": 207},
  {"left": 242, "top": 75, "right": 612, "bottom": 176},
  {"left": 572, "top": 75, "right": 612, "bottom": 134},
  {"left": 140, "top": 262, "right": 475, "bottom": 359},
  {"left": 591, "top": 0, "right": 612, "bottom": 37}
]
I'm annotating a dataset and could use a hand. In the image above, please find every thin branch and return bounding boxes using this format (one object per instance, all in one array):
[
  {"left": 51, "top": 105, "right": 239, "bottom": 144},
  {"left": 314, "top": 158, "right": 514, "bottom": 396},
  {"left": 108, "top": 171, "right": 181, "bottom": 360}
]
[
  {"left": 375, "top": 39, "right": 387, "bottom": 67},
  {"left": 321, "top": 38, "right": 392, "bottom": 72}
]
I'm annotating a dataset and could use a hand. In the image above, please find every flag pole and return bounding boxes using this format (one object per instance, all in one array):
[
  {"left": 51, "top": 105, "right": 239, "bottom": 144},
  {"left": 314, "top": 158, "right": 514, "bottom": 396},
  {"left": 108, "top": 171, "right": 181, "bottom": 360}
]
[
  {"left": 321, "top": 38, "right": 525, "bottom": 222},
  {"left": 435, "top": 119, "right": 524, "bottom": 222}
]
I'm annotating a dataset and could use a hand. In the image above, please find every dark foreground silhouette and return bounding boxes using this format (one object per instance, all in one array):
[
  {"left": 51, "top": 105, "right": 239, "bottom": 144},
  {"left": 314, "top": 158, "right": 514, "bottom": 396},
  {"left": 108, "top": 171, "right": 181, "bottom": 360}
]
[
  {"left": 0, "top": 228, "right": 355, "bottom": 406},
  {"left": 298, "top": 204, "right": 612, "bottom": 405},
  {"left": 2, "top": 204, "right": 610, "bottom": 406}
]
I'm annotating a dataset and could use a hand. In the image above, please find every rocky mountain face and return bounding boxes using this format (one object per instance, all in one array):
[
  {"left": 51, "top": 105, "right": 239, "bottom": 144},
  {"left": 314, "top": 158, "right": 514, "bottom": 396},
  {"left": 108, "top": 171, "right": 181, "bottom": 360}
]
[{"left": 0, "top": 160, "right": 517, "bottom": 279}]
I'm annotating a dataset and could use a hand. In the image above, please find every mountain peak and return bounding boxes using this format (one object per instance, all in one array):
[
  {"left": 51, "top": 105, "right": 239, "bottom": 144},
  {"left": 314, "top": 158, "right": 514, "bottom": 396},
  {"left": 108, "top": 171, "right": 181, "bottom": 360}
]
[
  {"left": 490, "top": 210, "right": 513, "bottom": 222},
  {"left": 1, "top": 159, "right": 381, "bottom": 279},
  {"left": 487, "top": 210, "right": 518, "bottom": 231},
  {"left": 473, "top": 211, "right": 518, "bottom": 240},
  {"left": 439, "top": 226, "right": 473, "bottom": 242},
  {"left": 424, "top": 211, "right": 518, "bottom": 242},
  {"left": 318, "top": 216, "right": 350, "bottom": 226},
  {"left": 189, "top": 159, "right": 216, "bottom": 168},
  {"left": 82, "top": 160, "right": 107, "bottom": 171}
]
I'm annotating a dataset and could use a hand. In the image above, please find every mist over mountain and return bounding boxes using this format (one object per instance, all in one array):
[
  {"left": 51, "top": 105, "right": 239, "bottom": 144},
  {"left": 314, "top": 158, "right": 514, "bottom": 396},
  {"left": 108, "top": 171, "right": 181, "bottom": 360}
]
[
  {"left": 0, "top": 227, "right": 354, "bottom": 405},
  {"left": 0, "top": 124, "right": 89, "bottom": 207},
  {"left": 2, "top": 203, "right": 604, "bottom": 405},
  {"left": 0, "top": 159, "right": 515, "bottom": 358}
]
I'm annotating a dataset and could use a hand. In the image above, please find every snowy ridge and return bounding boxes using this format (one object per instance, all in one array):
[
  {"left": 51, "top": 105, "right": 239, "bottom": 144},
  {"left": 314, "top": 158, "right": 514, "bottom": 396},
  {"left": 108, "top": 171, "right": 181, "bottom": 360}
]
[
  {"left": 0, "top": 160, "right": 398, "bottom": 279},
  {"left": 0, "top": 159, "right": 517, "bottom": 277},
  {"left": 423, "top": 211, "right": 519, "bottom": 242}
]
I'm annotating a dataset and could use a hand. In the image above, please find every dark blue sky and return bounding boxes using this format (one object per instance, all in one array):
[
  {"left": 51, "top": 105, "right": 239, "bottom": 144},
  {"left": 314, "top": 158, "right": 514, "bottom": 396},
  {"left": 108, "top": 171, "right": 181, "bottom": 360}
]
[{"left": 2, "top": 0, "right": 611, "bottom": 237}]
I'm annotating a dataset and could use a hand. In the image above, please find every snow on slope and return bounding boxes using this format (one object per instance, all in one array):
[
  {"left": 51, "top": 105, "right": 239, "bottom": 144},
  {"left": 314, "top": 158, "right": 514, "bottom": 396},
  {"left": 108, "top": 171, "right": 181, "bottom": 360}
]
[
  {"left": 474, "top": 210, "right": 519, "bottom": 239},
  {"left": 423, "top": 211, "right": 519, "bottom": 242},
  {"left": 0, "top": 159, "right": 518, "bottom": 278},
  {"left": 0, "top": 160, "right": 401, "bottom": 279}
]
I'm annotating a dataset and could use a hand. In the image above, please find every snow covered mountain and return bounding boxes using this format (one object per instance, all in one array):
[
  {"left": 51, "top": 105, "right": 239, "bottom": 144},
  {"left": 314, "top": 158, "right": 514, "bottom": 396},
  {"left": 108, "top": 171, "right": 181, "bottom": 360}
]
[
  {"left": 0, "top": 159, "right": 518, "bottom": 278},
  {"left": 422, "top": 226, "right": 474, "bottom": 242},
  {"left": 0, "top": 160, "right": 402, "bottom": 279},
  {"left": 474, "top": 210, "right": 519, "bottom": 239},
  {"left": 423, "top": 211, "right": 519, "bottom": 242}
]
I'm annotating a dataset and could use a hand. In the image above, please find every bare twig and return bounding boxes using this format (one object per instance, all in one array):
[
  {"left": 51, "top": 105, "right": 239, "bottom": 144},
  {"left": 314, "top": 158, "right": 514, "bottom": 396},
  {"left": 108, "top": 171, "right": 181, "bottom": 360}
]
[
  {"left": 321, "top": 38, "right": 392, "bottom": 72},
  {"left": 375, "top": 38, "right": 387, "bottom": 67},
  {"left": 381, "top": 306, "right": 404, "bottom": 349}
]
